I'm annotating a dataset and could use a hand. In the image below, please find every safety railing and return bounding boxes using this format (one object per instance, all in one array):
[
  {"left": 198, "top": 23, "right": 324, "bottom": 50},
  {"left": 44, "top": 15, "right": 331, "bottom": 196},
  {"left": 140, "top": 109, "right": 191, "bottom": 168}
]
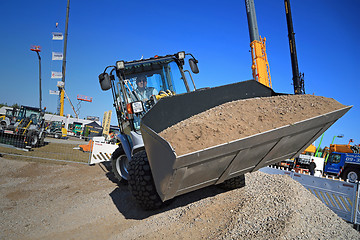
[
  {"left": 260, "top": 166, "right": 359, "bottom": 224},
  {"left": 0, "top": 132, "right": 91, "bottom": 164},
  {"left": 89, "top": 137, "right": 118, "bottom": 165}
]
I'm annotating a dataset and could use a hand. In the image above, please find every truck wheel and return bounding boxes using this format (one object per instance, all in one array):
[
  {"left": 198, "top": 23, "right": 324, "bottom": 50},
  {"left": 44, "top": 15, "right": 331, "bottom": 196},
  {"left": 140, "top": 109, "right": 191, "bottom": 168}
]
[
  {"left": 111, "top": 147, "right": 129, "bottom": 183},
  {"left": 343, "top": 169, "right": 360, "bottom": 182},
  {"left": 218, "top": 174, "right": 246, "bottom": 190},
  {"left": 128, "top": 150, "right": 163, "bottom": 210}
]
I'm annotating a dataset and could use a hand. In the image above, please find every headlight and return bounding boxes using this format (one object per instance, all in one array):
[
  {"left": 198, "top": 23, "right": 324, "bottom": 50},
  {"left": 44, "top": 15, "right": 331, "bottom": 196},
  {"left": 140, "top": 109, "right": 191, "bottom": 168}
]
[
  {"left": 116, "top": 61, "right": 125, "bottom": 70},
  {"left": 177, "top": 51, "right": 185, "bottom": 60},
  {"left": 126, "top": 101, "right": 144, "bottom": 114},
  {"left": 132, "top": 101, "right": 144, "bottom": 113}
]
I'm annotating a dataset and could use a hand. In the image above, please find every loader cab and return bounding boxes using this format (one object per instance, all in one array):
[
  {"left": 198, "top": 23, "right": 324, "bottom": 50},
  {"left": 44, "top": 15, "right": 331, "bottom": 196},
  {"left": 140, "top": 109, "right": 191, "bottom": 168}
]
[
  {"left": 122, "top": 59, "right": 187, "bottom": 130},
  {"left": 16, "top": 106, "right": 44, "bottom": 128},
  {"left": 99, "top": 52, "right": 199, "bottom": 132}
]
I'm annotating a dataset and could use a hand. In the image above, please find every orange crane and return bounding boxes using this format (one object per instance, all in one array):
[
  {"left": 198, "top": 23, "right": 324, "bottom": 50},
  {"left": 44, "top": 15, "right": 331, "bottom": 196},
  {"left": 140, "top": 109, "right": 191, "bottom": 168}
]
[{"left": 245, "top": 0, "right": 272, "bottom": 88}]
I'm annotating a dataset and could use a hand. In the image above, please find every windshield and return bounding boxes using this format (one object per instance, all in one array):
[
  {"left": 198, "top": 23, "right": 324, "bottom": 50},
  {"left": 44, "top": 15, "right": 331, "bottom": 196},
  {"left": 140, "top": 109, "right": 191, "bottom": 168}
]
[
  {"left": 328, "top": 154, "right": 341, "bottom": 164},
  {"left": 5, "top": 109, "right": 17, "bottom": 118},
  {"left": 17, "top": 108, "right": 41, "bottom": 125},
  {"left": 123, "top": 61, "right": 186, "bottom": 101},
  {"left": 118, "top": 59, "right": 187, "bottom": 130}
]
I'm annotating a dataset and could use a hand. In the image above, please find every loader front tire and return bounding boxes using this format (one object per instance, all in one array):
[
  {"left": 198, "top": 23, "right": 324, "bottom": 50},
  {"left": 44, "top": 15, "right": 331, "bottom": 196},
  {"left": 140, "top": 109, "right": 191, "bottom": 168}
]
[
  {"left": 111, "top": 146, "right": 129, "bottom": 183},
  {"left": 30, "top": 132, "right": 39, "bottom": 147},
  {"left": 128, "top": 150, "right": 163, "bottom": 210},
  {"left": 218, "top": 174, "right": 246, "bottom": 190}
]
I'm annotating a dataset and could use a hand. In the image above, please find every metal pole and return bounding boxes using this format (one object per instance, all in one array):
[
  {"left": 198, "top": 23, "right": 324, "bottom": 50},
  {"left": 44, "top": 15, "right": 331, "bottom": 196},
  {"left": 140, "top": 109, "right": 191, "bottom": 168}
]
[
  {"left": 36, "top": 51, "right": 42, "bottom": 109},
  {"left": 315, "top": 133, "right": 324, "bottom": 157},
  {"left": 245, "top": 0, "right": 260, "bottom": 42},
  {"left": 59, "top": 0, "right": 70, "bottom": 116},
  {"left": 284, "top": 0, "right": 304, "bottom": 95}
]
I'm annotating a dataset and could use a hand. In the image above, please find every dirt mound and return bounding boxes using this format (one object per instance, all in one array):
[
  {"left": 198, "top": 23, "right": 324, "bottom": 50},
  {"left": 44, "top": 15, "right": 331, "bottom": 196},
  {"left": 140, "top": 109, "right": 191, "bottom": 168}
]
[
  {"left": 113, "top": 171, "right": 360, "bottom": 240},
  {"left": 159, "top": 94, "right": 346, "bottom": 155},
  {"left": 1, "top": 158, "right": 359, "bottom": 239}
]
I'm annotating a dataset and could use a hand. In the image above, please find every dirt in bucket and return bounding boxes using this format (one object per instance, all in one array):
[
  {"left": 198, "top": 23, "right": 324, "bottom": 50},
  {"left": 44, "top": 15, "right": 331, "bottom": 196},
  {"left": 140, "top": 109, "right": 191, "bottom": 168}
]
[{"left": 159, "top": 94, "right": 346, "bottom": 155}]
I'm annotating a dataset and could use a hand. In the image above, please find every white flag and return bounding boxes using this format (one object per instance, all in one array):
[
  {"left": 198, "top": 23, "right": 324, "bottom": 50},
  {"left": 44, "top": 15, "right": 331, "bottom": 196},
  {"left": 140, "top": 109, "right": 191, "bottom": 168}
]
[
  {"left": 52, "top": 52, "right": 63, "bottom": 60},
  {"left": 52, "top": 32, "right": 63, "bottom": 40},
  {"left": 49, "top": 90, "right": 60, "bottom": 95},
  {"left": 51, "top": 71, "right": 62, "bottom": 79}
]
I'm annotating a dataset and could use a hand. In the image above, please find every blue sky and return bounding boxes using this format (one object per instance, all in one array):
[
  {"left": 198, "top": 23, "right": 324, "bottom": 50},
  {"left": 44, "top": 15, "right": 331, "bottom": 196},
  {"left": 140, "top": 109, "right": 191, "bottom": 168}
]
[{"left": 0, "top": 0, "right": 359, "bottom": 148}]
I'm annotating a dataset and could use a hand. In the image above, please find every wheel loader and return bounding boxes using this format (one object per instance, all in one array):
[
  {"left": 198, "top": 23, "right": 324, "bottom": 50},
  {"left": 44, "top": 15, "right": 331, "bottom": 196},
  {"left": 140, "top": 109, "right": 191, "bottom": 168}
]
[
  {"left": 0, "top": 107, "right": 18, "bottom": 130},
  {"left": 98, "top": 51, "right": 350, "bottom": 210},
  {"left": 0, "top": 105, "right": 46, "bottom": 148}
]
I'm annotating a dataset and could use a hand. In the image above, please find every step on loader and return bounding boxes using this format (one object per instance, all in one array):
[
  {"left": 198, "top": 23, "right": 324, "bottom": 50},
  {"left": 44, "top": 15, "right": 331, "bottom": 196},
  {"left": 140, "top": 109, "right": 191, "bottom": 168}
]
[{"left": 98, "top": 52, "right": 350, "bottom": 210}]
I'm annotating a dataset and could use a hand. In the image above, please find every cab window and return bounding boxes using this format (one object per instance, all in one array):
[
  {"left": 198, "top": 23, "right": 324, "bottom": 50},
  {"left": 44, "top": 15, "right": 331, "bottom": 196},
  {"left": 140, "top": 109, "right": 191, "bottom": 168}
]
[{"left": 328, "top": 154, "right": 341, "bottom": 164}]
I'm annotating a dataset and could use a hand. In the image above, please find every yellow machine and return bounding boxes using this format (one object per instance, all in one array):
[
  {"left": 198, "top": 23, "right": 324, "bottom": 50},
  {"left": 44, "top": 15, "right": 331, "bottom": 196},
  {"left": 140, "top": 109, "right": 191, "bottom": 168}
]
[
  {"left": 302, "top": 144, "right": 316, "bottom": 155},
  {"left": 330, "top": 144, "right": 354, "bottom": 153},
  {"left": 245, "top": 0, "right": 272, "bottom": 89},
  {"left": 250, "top": 37, "right": 272, "bottom": 88},
  {"left": 329, "top": 139, "right": 359, "bottom": 154}
]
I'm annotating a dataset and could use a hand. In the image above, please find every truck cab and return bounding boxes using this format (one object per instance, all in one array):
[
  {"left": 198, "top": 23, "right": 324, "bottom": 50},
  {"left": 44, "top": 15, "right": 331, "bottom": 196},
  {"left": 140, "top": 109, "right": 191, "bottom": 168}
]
[{"left": 324, "top": 152, "right": 360, "bottom": 182}]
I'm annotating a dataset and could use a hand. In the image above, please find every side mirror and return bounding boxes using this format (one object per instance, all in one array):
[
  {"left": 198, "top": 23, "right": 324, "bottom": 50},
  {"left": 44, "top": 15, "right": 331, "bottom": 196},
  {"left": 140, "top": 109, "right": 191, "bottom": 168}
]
[
  {"left": 99, "top": 73, "right": 111, "bottom": 91},
  {"left": 189, "top": 58, "right": 199, "bottom": 74}
]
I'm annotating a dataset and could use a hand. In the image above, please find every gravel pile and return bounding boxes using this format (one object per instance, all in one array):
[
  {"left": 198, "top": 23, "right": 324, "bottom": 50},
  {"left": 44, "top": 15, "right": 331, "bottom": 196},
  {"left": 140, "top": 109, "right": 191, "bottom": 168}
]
[
  {"left": 119, "top": 171, "right": 360, "bottom": 240},
  {"left": 1, "top": 158, "right": 359, "bottom": 239},
  {"left": 159, "top": 94, "right": 346, "bottom": 155}
]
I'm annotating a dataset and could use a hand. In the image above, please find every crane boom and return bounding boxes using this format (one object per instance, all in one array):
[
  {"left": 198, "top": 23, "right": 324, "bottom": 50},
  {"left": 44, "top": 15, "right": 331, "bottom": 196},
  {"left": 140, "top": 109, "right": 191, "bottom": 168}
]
[
  {"left": 245, "top": 0, "right": 272, "bottom": 88},
  {"left": 284, "top": 0, "right": 305, "bottom": 94},
  {"left": 63, "top": 89, "right": 79, "bottom": 119}
]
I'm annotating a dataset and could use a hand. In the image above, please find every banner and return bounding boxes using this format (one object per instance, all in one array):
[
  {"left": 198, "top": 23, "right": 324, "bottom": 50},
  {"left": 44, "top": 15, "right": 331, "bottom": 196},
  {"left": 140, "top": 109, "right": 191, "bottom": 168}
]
[
  {"left": 102, "top": 110, "right": 112, "bottom": 136},
  {"left": 52, "top": 32, "right": 63, "bottom": 40},
  {"left": 52, "top": 52, "right": 63, "bottom": 60},
  {"left": 51, "top": 71, "right": 62, "bottom": 79},
  {"left": 49, "top": 90, "right": 60, "bottom": 95}
]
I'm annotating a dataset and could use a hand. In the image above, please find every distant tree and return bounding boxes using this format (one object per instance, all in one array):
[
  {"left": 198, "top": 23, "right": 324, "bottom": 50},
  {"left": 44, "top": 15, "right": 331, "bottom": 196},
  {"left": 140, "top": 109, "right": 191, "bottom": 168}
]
[
  {"left": 11, "top": 103, "right": 20, "bottom": 109},
  {"left": 0, "top": 103, "right": 21, "bottom": 109}
]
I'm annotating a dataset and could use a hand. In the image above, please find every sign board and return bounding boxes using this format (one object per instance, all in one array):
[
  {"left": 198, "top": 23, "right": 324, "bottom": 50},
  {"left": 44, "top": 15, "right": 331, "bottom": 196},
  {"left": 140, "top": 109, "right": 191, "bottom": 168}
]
[
  {"left": 51, "top": 71, "right": 62, "bottom": 79},
  {"left": 49, "top": 90, "right": 60, "bottom": 95},
  {"left": 102, "top": 110, "right": 112, "bottom": 136},
  {"left": 87, "top": 116, "right": 100, "bottom": 121},
  {"left": 52, "top": 32, "right": 63, "bottom": 40},
  {"left": 52, "top": 52, "right": 63, "bottom": 60}
]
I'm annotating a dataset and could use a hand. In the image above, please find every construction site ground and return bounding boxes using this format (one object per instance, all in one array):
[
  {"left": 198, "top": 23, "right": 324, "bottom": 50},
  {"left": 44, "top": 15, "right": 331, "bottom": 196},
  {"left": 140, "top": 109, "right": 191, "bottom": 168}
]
[{"left": 1, "top": 157, "right": 359, "bottom": 240}]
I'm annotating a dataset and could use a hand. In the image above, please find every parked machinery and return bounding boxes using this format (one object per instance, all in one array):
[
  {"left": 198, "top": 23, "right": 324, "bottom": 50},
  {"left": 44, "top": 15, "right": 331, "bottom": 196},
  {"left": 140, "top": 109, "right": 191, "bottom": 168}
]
[
  {"left": 0, "top": 106, "right": 46, "bottom": 148},
  {"left": 0, "top": 107, "right": 18, "bottom": 130},
  {"left": 324, "top": 139, "right": 360, "bottom": 181}
]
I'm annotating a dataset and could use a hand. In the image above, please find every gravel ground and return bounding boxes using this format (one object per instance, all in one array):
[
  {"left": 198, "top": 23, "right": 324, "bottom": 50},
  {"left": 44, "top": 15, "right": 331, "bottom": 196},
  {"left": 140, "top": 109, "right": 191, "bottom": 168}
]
[{"left": 1, "top": 157, "right": 359, "bottom": 240}]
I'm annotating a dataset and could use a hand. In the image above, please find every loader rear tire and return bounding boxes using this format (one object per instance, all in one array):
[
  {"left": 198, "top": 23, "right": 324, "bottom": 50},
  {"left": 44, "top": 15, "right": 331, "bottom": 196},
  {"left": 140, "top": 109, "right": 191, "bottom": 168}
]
[
  {"left": 128, "top": 150, "right": 163, "bottom": 210},
  {"left": 218, "top": 174, "right": 246, "bottom": 190},
  {"left": 111, "top": 147, "right": 129, "bottom": 183}
]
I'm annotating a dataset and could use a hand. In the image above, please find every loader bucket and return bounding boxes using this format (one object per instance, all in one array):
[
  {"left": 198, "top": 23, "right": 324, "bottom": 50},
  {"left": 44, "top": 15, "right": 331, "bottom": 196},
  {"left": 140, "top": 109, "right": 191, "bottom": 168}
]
[{"left": 140, "top": 80, "right": 351, "bottom": 201}]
